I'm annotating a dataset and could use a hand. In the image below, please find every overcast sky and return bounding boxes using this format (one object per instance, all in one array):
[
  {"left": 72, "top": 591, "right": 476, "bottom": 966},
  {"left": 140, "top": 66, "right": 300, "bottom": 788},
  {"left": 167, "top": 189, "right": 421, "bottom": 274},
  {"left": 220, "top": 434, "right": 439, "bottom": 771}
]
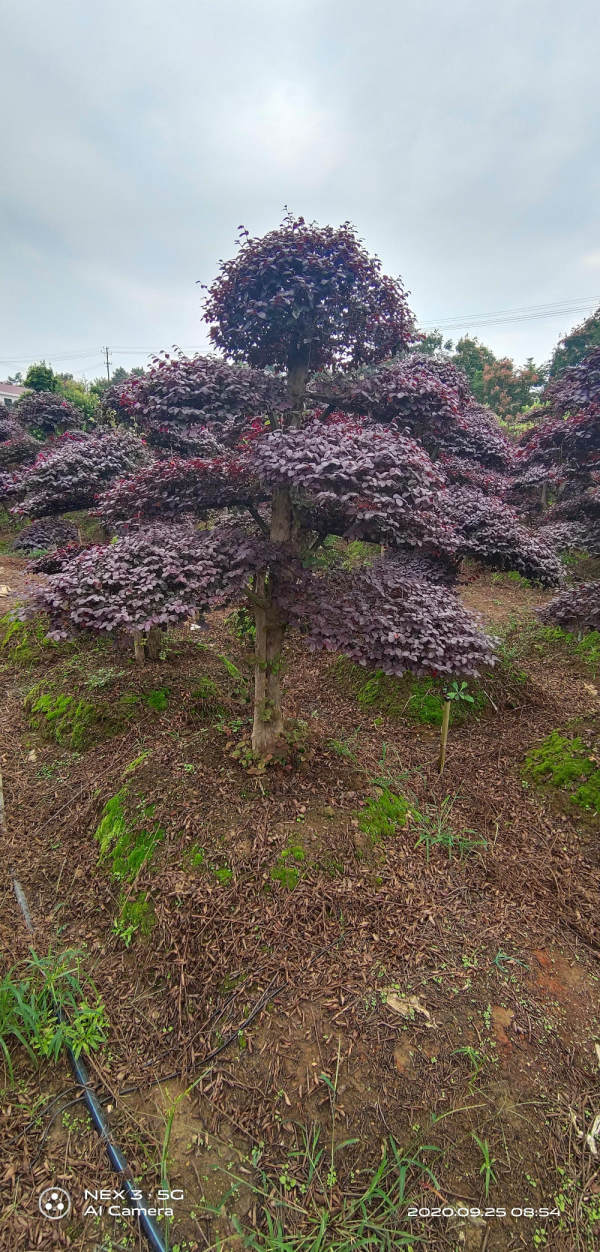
[{"left": 1, "top": 0, "right": 599, "bottom": 381}]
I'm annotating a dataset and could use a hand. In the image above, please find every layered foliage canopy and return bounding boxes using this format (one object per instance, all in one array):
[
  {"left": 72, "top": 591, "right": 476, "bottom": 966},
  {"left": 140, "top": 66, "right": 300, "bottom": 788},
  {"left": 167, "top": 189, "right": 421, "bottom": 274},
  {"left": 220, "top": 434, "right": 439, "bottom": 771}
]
[
  {"left": 12, "top": 431, "right": 147, "bottom": 518},
  {"left": 203, "top": 214, "right": 416, "bottom": 373},
  {"left": 18, "top": 217, "right": 573, "bottom": 740}
]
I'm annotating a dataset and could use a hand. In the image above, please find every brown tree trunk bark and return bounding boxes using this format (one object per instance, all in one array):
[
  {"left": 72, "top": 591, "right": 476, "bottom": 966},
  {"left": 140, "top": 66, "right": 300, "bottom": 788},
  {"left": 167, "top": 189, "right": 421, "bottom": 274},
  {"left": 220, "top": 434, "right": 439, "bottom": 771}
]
[
  {"left": 133, "top": 631, "right": 145, "bottom": 665},
  {"left": 250, "top": 346, "right": 309, "bottom": 756},
  {"left": 146, "top": 626, "right": 163, "bottom": 660},
  {"left": 251, "top": 487, "right": 292, "bottom": 755}
]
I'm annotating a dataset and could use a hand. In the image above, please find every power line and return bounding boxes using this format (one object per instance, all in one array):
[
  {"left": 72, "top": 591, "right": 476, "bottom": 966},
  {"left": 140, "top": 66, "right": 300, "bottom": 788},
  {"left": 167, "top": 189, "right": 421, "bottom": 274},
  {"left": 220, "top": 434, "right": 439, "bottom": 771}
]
[
  {"left": 422, "top": 295, "right": 598, "bottom": 331},
  {"left": 0, "top": 296, "right": 598, "bottom": 365}
]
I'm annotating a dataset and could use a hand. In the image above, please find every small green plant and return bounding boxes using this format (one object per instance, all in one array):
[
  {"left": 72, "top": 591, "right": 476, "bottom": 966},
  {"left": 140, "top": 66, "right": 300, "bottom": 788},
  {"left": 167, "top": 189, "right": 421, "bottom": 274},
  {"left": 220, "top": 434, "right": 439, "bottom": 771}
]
[
  {"left": 0, "top": 948, "right": 108, "bottom": 1078},
  {"left": 112, "top": 893, "right": 155, "bottom": 946},
  {"left": 217, "top": 653, "right": 244, "bottom": 685},
  {"left": 193, "top": 676, "right": 219, "bottom": 700},
  {"left": 185, "top": 843, "right": 206, "bottom": 868},
  {"left": 190, "top": 676, "right": 225, "bottom": 722},
  {"left": 326, "top": 731, "right": 358, "bottom": 760},
  {"left": 226, "top": 606, "right": 256, "bottom": 643},
  {"left": 206, "top": 1134, "right": 441, "bottom": 1247},
  {"left": 452, "top": 1045, "right": 486, "bottom": 1082},
  {"left": 84, "top": 665, "right": 122, "bottom": 690},
  {"left": 413, "top": 796, "right": 486, "bottom": 861},
  {"left": 445, "top": 679, "right": 475, "bottom": 706},
  {"left": 472, "top": 1133, "right": 498, "bottom": 1199}
]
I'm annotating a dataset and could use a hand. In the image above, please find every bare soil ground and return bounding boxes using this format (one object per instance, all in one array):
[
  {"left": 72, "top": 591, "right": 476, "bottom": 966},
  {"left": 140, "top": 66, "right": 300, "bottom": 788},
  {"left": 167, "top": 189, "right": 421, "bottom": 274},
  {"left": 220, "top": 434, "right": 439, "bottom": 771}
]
[{"left": 1, "top": 558, "right": 599, "bottom": 1252}]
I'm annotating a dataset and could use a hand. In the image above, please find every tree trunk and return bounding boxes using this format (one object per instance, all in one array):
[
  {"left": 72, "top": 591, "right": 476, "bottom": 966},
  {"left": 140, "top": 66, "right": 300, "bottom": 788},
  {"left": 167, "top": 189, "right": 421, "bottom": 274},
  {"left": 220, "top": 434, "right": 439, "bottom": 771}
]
[
  {"left": 251, "top": 574, "right": 286, "bottom": 754},
  {"left": 146, "top": 626, "right": 163, "bottom": 660},
  {"left": 133, "top": 631, "right": 145, "bottom": 665},
  {"left": 250, "top": 348, "right": 308, "bottom": 756},
  {"left": 251, "top": 488, "right": 292, "bottom": 755}
]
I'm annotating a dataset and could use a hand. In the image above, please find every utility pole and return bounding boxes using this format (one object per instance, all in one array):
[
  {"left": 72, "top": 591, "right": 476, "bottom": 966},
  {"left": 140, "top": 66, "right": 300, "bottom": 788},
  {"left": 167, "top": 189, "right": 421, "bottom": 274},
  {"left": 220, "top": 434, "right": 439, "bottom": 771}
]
[{"left": 102, "top": 346, "right": 111, "bottom": 382}]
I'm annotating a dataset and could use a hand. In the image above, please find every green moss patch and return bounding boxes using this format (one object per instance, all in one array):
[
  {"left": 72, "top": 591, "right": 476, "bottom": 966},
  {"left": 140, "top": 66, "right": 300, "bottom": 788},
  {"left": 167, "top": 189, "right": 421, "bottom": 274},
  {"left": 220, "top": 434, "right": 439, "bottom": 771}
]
[
  {"left": 144, "top": 687, "right": 169, "bottom": 712},
  {"left": 334, "top": 659, "right": 486, "bottom": 726},
  {"left": 95, "top": 790, "right": 165, "bottom": 881},
  {"left": 358, "top": 791, "right": 417, "bottom": 843},
  {"left": 270, "top": 844, "right": 306, "bottom": 890},
  {"left": 523, "top": 731, "right": 600, "bottom": 816},
  {"left": 24, "top": 679, "right": 139, "bottom": 750},
  {"left": 113, "top": 892, "right": 155, "bottom": 946},
  {"left": 1, "top": 613, "right": 68, "bottom": 668}
]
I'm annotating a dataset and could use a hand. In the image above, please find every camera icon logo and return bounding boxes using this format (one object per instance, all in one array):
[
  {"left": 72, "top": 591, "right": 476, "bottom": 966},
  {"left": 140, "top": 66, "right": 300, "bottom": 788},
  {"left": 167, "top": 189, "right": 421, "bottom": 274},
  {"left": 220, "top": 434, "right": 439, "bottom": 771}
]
[{"left": 39, "top": 1187, "right": 72, "bottom": 1220}]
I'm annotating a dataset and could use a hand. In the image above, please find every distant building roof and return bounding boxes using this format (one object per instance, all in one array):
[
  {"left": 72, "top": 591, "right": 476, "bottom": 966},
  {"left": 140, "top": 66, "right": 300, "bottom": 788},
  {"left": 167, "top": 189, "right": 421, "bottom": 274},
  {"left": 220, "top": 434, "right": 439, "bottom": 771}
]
[{"left": 0, "top": 383, "right": 26, "bottom": 396}]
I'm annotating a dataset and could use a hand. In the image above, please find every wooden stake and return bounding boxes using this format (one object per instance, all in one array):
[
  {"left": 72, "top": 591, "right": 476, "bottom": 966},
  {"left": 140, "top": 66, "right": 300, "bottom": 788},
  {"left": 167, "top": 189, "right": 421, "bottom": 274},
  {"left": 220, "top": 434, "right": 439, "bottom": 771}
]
[{"left": 438, "top": 699, "right": 451, "bottom": 774}]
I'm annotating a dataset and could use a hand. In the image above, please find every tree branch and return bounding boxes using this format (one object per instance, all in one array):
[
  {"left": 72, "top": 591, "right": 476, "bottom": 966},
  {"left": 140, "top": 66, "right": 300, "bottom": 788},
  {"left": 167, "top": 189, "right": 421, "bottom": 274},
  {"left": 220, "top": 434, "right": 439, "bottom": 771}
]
[{"left": 246, "top": 505, "right": 269, "bottom": 535}]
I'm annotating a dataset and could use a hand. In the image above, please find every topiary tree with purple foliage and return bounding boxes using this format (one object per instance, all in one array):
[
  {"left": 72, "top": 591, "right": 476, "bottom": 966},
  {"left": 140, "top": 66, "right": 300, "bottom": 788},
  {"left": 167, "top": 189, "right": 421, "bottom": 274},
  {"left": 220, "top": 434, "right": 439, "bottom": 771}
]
[
  {"left": 13, "top": 390, "right": 81, "bottom": 437},
  {"left": 0, "top": 415, "right": 40, "bottom": 471},
  {"left": 25, "top": 216, "right": 563, "bottom": 758},
  {"left": 538, "top": 582, "right": 600, "bottom": 633}
]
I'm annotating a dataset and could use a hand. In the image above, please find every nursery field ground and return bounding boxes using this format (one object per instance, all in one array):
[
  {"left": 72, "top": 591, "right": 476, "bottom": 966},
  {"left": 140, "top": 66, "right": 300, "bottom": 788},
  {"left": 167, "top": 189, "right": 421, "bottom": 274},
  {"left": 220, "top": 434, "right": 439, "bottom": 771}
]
[{"left": 0, "top": 551, "right": 599, "bottom": 1252}]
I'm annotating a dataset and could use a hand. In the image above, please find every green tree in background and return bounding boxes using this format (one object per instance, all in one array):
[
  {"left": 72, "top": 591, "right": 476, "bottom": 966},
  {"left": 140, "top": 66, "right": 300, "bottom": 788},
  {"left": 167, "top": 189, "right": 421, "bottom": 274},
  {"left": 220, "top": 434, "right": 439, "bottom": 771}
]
[
  {"left": 549, "top": 306, "right": 600, "bottom": 378},
  {"left": 55, "top": 374, "right": 98, "bottom": 423},
  {"left": 452, "top": 336, "right": 496, "bottom": 401},
  {"left": 417, "top": 329, "right": 454, "bottom": 354},
  {"left": 24, "top": 361, "right": 57, "bottom": 392},
  {"left": 90, "top": 366, "right": 145, "bottom": 398},
  {"left": 413, "top": 333, "right": 542, "bottom": 419}
]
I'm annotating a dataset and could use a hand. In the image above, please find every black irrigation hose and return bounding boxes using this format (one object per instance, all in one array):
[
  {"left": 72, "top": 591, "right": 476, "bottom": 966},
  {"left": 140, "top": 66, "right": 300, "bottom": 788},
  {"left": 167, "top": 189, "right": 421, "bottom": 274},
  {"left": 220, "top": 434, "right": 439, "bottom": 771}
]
[
  {"left": 10, "top": 866, "right": 167, "bottom": 1252},
  {"left": 0, "top": 750, "right": 168, "bottom": 1252}
]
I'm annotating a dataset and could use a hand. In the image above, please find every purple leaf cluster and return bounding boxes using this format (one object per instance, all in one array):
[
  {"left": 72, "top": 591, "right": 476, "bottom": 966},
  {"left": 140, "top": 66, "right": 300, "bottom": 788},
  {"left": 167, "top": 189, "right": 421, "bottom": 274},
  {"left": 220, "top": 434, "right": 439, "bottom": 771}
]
[
  {"left": 435, "top": 403, "right": 514, "bottom": 470},
  {"left": 0, "top": 416, "right": 40, "bottom": 470},
  {"left": 314, "top": 356, "right": 462, "bottom": 428},
  {"left": 538, "top": 581, "right": 600, "bottom": 632},
  {"left": 13, "top": 431, "right": 147, "bottom": 518},
  {"left": 444, "top": 486, "right": 563, "bottom": 585},
  {"left": 96, "top": 452, "right": 259, "bottom": 527},
  {"left": 0, "top": 469, "right": 20, "bottom": 501},
  {"left": 28, "top": 543, "right": 88, "bottom": 574},
  {"left": 282, "top": 555, "right": 496, "bottom": 678},
  {"left": 12, "top": 517, "right": 78, "bottom": 553},
  {"left": 102, "top": 353, "right": 286, "bottom": 450},
  {"left": 313, "top": 358, "right": 512, "bottom": 468},
  {"left": 536, "top": 521, "right": 594, "bottom": 554},
  {"left": 203, "top": 214, "right": 416, "bottom": 371},
  {"left": 438, "top": 453, "right": 509, "bottom": 496},
  {"left": 250, "top": 419, "right": 457, "bottom": 551},
  {"left": 13, "top": 390, "right": 81, "bottom": 435},
  {"left": 543, "top": 344, "right": 600, "bottom": 418},
  {"left": 24, "top": 522, "right": 268, "bottom": 639}
]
